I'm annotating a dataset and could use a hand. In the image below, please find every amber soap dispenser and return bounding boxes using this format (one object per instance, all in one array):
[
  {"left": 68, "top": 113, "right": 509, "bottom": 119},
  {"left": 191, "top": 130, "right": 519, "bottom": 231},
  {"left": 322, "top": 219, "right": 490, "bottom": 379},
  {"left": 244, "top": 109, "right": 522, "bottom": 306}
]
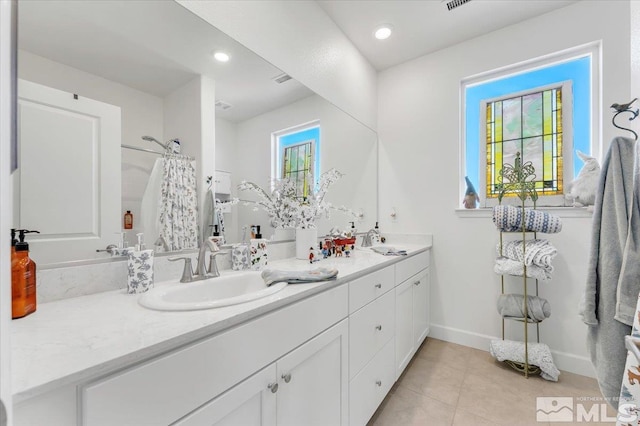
[{"left": 12, "top": 229, "right": 39, "bottom": 319}]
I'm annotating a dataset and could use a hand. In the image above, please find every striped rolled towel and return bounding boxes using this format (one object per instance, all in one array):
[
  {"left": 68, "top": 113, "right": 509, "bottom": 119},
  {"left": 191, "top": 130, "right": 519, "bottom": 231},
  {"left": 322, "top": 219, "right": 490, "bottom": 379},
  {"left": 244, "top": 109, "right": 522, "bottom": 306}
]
[
  {"left": 492, "top": 205, "right": 562, "bottom": 233},
  {"left": 497, "top": 239, "right": 557, "bottom": 271}
]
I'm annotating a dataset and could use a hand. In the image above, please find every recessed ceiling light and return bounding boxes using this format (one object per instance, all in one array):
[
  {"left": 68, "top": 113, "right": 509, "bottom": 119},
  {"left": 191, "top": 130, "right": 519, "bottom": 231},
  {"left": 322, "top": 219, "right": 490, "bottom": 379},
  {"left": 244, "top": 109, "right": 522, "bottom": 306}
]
[
  {"left": 374, "top": 25, "right": 393, "bottom": 40},
  {"left": 213, "top": 51, "right": 230, "bottom": 62}
]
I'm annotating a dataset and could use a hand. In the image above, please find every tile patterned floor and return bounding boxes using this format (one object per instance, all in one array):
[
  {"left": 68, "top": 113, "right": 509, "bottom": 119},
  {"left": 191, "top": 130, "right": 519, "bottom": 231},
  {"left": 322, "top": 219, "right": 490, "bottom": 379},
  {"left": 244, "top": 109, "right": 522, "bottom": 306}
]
[{"left": 368, "top": 338, "right": 617, "bottom": 426}]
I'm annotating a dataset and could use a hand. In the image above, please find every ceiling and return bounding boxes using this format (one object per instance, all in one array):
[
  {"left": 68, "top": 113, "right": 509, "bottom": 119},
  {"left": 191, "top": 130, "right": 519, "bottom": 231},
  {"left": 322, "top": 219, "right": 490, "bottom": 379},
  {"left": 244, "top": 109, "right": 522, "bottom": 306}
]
[
  {"left": 317, "top": 0, "right": 579, "bottom": 71},
  {"left": 18, "top": 0, "right": 313, "bottom": 123},
  {"left": 18, "top": 0, "right": 581, "bottom": 123}
]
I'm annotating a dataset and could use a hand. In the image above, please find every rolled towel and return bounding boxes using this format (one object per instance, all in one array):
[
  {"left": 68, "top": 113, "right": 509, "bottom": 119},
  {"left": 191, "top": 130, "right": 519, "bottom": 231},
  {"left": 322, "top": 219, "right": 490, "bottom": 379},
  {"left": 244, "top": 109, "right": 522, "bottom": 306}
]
[
  {"left": 494, "top": 256, "right": 552, "bottom": 281},
  {"left": 489, "top": 339, "right": 560, "bottom": 381},
  {"left": 493, "top": 205, "right": 562, "bottom": 233},
  {"left": 497, "top": 294, "right": 551, "bottom": 322},
  {"left": 498, "top": 239, "right": 557, "bottom": 270}
]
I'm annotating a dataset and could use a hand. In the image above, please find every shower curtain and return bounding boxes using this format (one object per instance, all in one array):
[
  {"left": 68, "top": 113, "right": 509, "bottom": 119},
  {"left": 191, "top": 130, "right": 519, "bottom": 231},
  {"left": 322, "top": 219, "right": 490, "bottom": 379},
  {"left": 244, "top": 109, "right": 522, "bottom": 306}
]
[{"left": 159, "top": 155, "right": 199, "bottom": 251}]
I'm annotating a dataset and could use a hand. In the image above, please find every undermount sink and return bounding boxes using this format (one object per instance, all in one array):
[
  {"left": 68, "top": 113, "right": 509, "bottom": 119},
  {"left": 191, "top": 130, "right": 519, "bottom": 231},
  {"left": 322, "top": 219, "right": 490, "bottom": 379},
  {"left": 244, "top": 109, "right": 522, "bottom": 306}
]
[
  {"left": 357, "top": 245, "right": 407, "bottom": 255},
  {"left": 138, "top": 271, "right": 288, "bottom": 311}
]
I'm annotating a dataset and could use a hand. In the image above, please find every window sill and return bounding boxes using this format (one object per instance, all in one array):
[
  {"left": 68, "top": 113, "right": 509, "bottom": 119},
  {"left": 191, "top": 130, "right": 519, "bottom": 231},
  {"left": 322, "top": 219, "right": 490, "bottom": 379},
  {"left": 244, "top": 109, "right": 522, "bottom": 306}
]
[{"left": 454, "top": 206, "right": 594, "bottom": 218}]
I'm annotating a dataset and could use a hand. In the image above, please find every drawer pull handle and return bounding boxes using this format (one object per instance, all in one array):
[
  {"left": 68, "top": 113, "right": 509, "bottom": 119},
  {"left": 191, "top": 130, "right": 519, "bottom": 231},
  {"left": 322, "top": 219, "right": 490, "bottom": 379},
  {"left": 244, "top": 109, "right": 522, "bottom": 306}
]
[
  {"left": 268, "top": 383, "right": 279, "bottom": 393},
  {"left": 281, "top": 373, "right": 292, "bottom": 383},
  {"left": 375, "top": 325, "right": 382, "bottom": 331},
  {"left": 375, "top": 283, "right": 382, "bottom": 289},
  {"left": 376, "top": 380, "right": 382, "bottom": 387},
  {"left": 414, "top": 280, "right": 421, "bottom": 286}
]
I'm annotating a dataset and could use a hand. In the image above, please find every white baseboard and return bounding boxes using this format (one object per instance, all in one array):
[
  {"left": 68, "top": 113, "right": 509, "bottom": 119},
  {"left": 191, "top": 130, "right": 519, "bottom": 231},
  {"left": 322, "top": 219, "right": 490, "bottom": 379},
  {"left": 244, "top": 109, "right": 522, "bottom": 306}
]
[{"left": 429, "top": 323, "right": 596, "bottom": 378}]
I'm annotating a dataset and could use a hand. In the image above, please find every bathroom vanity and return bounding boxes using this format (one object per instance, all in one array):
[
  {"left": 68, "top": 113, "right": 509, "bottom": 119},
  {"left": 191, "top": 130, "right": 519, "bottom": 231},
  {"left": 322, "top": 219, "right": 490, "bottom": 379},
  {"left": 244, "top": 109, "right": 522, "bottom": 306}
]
[{"left": 12, "top": 244, "right": 431, "bottom": 426}]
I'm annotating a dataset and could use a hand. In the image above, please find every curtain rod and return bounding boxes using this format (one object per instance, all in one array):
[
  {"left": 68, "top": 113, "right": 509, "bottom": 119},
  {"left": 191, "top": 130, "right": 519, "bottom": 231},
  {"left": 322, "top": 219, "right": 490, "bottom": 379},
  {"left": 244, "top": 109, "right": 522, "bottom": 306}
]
[
  {"left": 121, "top": 144, "right": 194, "bottom": 160},
  {"left": 121, "top": 144, "right": 163, "bottom": 155}
]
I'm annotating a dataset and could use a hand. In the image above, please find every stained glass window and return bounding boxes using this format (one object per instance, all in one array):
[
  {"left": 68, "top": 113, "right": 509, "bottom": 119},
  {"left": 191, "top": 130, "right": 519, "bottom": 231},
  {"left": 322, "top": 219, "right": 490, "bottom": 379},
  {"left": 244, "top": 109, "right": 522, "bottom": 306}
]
[
  {"left": 282, "top": 140, "right": 313, "bottom": 198},
  {"left": 274, "top": 124, "right": 320, "bottom": 199},
  {"left": 485, "top": 86, "right": 563, "bottom": 199}
]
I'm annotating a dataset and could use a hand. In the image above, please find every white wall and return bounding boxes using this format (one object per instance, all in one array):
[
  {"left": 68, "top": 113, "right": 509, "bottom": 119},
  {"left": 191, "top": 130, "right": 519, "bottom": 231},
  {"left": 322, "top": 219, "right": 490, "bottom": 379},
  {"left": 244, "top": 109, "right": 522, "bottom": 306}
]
[
  {"left": 632, "top": 1, "right": 640, "bottom": 100},
  {"left": 177, "top": 0, "right": 378, "bottom": 131},
  {"left": 233, "top": 94, "right": 377, "bottom": 241},
  {"left": 215, "top": 117, "right": 238, "bottom": 243},
  {"left": 18, "top": 50, "right": 165, "bottom": 241},
  {"left": 215, "top": 118, "right": 236, "bottom": 172},
  {"left": 377, "top": 0, "right": 630, "bottom": 377},
  {"left": 0, "top": 1, "right": 14, "bottom": 421},
  {"left": 164, "top": 75, "right": 216, "bottom": 243}
]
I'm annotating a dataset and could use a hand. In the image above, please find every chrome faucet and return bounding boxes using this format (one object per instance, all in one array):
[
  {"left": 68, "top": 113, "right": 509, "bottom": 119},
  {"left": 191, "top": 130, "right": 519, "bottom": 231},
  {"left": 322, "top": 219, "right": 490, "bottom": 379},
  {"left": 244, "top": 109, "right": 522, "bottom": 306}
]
[
  {"left": 361, "top": 228, "right": 380, "bottom": 247},
  {"left": 168, "top": 238, "right": 229, "bottom": 283}
]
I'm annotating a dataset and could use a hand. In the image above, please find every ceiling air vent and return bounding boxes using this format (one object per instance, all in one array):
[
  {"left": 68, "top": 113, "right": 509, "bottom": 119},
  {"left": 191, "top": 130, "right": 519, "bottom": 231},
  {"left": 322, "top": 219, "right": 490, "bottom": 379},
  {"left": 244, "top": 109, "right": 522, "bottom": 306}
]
[
  {"left": 215, "top": 100, "right": 233, "bottom": 111},
  {"left": 273, "top": 73, "right": 292, "bottom": 84},
  {"left": 445, "top": 0, "right": 472, "bottom": 11}
]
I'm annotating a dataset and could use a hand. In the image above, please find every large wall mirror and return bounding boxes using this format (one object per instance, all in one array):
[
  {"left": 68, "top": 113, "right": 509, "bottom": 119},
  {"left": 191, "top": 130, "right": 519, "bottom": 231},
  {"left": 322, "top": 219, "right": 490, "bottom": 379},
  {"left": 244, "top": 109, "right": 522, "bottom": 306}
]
[{"left": 15, "top": 0, "right": 378, "bottom": 266}]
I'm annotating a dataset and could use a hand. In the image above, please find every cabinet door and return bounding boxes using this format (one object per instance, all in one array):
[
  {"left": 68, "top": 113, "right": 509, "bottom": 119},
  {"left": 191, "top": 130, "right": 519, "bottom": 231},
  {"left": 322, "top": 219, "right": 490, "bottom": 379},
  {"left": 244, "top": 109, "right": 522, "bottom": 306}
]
[
  {"left": 214, "top": 170, "right": 232, "bottom": 195},
  {"left": 395, "top": 279, "right": 414, "bottom": 379},
  {"left": 173, "top": 364, "right": 277, "bottom": 426},
  {"left": 276, "top": 319, "right": 348, "bottom": 426},
  {"left": 412, "top": 269, "right": 430, "bottom": 348}
]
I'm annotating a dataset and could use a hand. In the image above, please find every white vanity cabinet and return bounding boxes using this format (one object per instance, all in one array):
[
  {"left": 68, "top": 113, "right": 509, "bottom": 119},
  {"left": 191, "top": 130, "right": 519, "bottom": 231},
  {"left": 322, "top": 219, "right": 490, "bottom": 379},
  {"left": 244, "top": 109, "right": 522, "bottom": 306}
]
[
  {"left": 80, "top": 285, "right": 348, "bottom": 426},
  {"left": 395, "top": 251, "right": 431, "bottom": 379},
  {"left": 13, "top": 247, "right": 432, "bottom": 426},
  {"left": 175, "top": 319, "right": 348, "bottom": 426}
]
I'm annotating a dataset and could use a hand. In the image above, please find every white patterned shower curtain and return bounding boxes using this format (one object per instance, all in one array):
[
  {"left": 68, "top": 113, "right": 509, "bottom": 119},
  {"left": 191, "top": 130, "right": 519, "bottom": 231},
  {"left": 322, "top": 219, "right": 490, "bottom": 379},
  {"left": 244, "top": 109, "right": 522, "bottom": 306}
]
[{"left": 159, "top": 155, "right": 199, "bottom": 251}]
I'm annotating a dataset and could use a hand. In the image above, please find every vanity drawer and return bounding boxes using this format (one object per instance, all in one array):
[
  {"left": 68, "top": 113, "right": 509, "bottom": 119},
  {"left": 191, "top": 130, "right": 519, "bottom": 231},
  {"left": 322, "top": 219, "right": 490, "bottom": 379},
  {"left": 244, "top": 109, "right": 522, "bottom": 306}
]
[
  {"left": 81, "top": 284, "right": 347, "bottom": 426},
  {"left": 395, "top": 250, "right": 430, "bottom": 285},
  {"left": 349, "top": 337, "right": 395, "bottom": 426},
  {"left": 349, "top": 266, "right": 394, "bottom": 313},
  {"left": 349, "top": 289, "right": 395, "bottom": 379}
]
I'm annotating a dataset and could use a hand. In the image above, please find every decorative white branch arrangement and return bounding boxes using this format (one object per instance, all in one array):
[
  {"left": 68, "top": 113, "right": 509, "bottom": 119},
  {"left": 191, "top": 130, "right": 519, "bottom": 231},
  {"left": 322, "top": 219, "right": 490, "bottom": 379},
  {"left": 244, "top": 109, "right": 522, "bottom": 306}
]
[{"left": 238, "top": 168, "right": 358, "bottom": 230}]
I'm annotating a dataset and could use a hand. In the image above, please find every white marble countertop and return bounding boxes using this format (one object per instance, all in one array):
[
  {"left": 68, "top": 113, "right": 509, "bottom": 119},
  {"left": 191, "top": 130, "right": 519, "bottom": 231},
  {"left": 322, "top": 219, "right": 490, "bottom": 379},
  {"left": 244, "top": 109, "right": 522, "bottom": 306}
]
[{"left": 11, "top": 243, "right": 431, "bottom": 402}]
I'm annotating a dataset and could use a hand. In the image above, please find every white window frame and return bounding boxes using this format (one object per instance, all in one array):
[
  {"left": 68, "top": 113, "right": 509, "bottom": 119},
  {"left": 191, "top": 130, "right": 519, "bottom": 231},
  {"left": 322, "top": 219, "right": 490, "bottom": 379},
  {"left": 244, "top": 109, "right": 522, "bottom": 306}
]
[
  {"left": 479, "top": 81, "right": 573, "bottom": 208},
  {"left": 459, "top": 41, "right": 601, "bottom": 209}
]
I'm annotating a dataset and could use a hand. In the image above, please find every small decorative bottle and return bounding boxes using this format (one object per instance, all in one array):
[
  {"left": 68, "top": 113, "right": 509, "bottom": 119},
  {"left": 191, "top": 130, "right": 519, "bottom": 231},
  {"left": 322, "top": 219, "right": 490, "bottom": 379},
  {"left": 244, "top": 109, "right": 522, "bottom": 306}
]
[
  {"left": 250, "top": 226, "right": 268, "bottom": 271},
  {"left": 124, "top": 210, "right": 133, "bottom": 230},
  {"left": 11, "top": 229, "right": 39, "bottom": 319}
]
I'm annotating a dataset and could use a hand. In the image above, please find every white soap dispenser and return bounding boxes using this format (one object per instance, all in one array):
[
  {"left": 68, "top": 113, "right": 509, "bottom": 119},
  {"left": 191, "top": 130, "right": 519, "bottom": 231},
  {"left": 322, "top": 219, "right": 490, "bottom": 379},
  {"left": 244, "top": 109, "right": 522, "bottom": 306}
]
[
  {"left": 232, "top": 226, "right": 250, "bottom": 270},
  {"left": 127, "top": 232, "right": 154, "bottom": 294}
]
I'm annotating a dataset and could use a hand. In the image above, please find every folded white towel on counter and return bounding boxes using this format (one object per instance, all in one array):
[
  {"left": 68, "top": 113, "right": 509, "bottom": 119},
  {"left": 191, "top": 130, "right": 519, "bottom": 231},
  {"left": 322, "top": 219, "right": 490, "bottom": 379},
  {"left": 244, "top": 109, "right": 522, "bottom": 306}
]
[
  {"left": 494, "top": 256, "right": 552, "bottom": 281},
  {"left": 489, "top": 339, "right": 560, "bottom": 381},
  {"left": 261, "top": 268, "right": 339, "bottom": 287},
  {"left": 497, "top": 294, "right": 551, "bottom": 322},
  {"left": 498, "top": 239, "right": 557, "bottom": 271}
]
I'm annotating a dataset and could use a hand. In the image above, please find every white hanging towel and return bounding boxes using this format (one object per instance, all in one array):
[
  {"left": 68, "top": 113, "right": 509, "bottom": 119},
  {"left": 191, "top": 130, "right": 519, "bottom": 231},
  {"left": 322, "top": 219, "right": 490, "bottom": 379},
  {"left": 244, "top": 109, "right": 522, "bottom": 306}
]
[{"left": 140, "top": 158, "right": 164, "bottom": 246}]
